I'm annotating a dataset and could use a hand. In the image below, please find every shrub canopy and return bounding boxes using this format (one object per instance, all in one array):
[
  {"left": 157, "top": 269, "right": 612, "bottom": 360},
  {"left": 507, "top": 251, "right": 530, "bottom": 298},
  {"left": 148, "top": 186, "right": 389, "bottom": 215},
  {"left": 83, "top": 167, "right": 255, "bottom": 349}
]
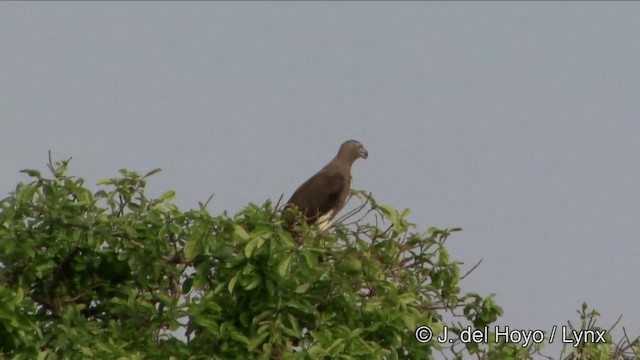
[{"left": 0, "top": 159, "right": 636, "bottom": 359}]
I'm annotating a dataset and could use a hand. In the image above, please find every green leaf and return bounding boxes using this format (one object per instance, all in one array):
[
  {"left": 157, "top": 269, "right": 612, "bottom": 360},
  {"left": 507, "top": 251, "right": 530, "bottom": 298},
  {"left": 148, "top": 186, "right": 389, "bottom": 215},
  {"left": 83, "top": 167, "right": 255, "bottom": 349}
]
[
  {"left": 228, "top": 273, "right": 239, "bottom": 294},
  {"left": 338, "top": 258, "right": 362, "bottom": 274},
  {"left": 294, "top": 283, "right": 311, "bottom": 294},
  {"left": 80, "top": 347, "right": 94, "bottom": 356},
  {"left": 377, "top": 204, "right": 395, "bottom": 218},
  {"left": 311, "top": 330, "right": 332, "bottom": 345},
  {"left": 158, "top": 190, "right": 176, "bottom": 202},
  {"left": 18, "top": 184, "right": 38, "bottom": 204},
  {"left": 398, "top": 292, "right": 416, "bottom": 306},
  {"left": 248, "top": 331, "right": 270, "bottom": 351},
  {"left": 278, "top": 230, "right": 294, "bottom": 246},
  {"left": 277, "top": 254, "right": 293, "bottom": 278},
  {"left": 243, "top": 276, "right": 261, "bottom": 291},
  {"left": 266, "top": 280, "right": 275, "bottom": 296},
  {"left": 244, "top": 237, "right": 260, "bottom": 258},
  {"left": 97, "top": 178, "right": 115, "bottom": 185},
  {"left": 401, "top": 314, "right": 416, "bottom": 330},
  {"left": 327, "top": 339, "right": 346, "bottom": 356},
  {"left": 252, "top": 310, "right": 275, "bottom": 325},
  {"left": 233, "top": 224, "right": 250, "bottom": 242},
  {"left": 77, "top": 188, "right": 93, "bottom": 203},
  {"left": 143, "top": 168, "right": 162, "bottom": 178},
  {"left": 184, "top": 239, "right": 199, "bottom": 260},
  {"left": 20, "top": 169, "right": 41, "bottom": 178},
  {"left": 225, "top": 323, "right": 250, "bottom": 345}
]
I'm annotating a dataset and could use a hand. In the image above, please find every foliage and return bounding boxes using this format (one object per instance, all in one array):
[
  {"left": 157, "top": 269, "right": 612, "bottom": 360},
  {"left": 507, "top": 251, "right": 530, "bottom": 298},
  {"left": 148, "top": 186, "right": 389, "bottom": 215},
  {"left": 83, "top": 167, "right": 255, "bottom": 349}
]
[{"left": 0, "top": 158, "right": 638, "bottom": 359}]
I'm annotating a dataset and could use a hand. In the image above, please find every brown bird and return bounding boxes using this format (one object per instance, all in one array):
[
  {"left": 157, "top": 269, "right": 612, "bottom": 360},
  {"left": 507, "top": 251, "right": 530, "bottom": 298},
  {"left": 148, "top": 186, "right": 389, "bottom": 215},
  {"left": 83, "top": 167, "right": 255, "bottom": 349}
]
[{"left": 286, "top": 140, "right": 368, "bottom": 231}]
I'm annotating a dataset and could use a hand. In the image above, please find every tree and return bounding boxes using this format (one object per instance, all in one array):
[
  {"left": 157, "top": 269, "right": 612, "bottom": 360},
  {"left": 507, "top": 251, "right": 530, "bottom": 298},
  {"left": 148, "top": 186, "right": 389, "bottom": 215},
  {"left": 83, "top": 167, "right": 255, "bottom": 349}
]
[{"left": 0, "top": 157, "right": 638, "bottom": 359}]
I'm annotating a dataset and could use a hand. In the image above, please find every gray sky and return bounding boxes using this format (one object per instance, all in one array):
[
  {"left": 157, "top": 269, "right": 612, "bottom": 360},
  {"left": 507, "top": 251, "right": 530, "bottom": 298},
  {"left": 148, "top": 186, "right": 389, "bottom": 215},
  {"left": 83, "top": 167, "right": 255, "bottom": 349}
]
[{"left": 2, "top": 2, "right": 639, "bottom": 356}]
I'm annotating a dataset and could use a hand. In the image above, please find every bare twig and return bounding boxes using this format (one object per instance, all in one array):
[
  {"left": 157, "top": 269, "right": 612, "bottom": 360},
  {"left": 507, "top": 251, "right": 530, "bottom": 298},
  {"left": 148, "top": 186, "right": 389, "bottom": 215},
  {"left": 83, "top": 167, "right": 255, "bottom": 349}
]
[
  {"left": 113, "top": 231, "right": 145, "bottom": 248},
  {"left": 203, "top": 193, "right": 215, "bottom": 209},
  {"left": 117, "top": 194, "right": 126, "bottom": 216},
  {"left": 344, "top": 208, "right": 377, "bottom": 227},
  {"left": 334, "top": 191, "right": 372, "bottom": 225},
  {"left": 128, "top": 238, "right": 145, "bottom": 249},
  {"left": 623, "top": 327, "right": 639, "bottom": 358},
  {"left": 270, "top": 194, "right": 284, "bottom": 220},
  {"left": 274, "top": 194, "right": 284, "bottom": 211},
  {"left": 460, "top": 258, "right": 483, "bottom": 280},
  {"left": 68, "top": 283, "right": 102, "bottom": 301},
  {"left": 46, "top": 150, "right": 72, "bottom": 178},
  {"left": 47, "top": 150, "right": 55, "bottom": 174},
  {"left": 608, "top": 313, "right": 623, "bottom": 333}
]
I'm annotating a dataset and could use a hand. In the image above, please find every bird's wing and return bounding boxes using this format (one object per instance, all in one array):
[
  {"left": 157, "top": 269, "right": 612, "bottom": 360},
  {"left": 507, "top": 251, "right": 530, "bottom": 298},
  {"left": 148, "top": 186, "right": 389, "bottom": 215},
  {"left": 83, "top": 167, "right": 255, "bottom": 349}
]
[{"left": 287, "top": 170, "right": 346, "bottom": 223}]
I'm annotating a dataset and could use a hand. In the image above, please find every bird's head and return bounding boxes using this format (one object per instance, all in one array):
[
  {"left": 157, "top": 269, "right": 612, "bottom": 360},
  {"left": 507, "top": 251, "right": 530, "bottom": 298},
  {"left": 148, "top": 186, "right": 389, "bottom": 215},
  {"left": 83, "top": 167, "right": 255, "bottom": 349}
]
[{"left": 339, "top": 139, "right": 368, "bottom": 162}]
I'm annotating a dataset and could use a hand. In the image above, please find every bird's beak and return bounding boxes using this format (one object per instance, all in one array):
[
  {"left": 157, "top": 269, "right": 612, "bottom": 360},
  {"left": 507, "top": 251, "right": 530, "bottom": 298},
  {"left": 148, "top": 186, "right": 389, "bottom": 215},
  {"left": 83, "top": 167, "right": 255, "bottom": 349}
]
[{"left": 360, "top": 148, "right": 368, "bottom": 159}]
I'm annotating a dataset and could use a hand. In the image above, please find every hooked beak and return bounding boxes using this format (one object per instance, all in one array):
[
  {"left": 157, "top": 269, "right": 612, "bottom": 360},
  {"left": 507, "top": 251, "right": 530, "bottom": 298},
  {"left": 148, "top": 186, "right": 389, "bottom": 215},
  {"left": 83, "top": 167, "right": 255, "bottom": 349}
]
[{"left": 360, "top": 148, "right": 368, "bottom": 159}]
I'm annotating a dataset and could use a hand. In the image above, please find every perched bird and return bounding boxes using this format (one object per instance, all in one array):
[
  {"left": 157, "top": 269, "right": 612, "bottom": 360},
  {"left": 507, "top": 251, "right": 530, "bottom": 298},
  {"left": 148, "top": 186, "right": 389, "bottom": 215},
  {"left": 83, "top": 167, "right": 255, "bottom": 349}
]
[{"left": 286, "top": 139, "right": 368, "bottom": 232}]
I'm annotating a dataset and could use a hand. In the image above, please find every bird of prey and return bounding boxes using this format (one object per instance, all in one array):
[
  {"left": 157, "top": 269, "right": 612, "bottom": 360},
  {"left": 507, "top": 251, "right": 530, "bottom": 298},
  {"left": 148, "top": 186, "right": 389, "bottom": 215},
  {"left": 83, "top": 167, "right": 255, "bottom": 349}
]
[{"left": 286, "top": 139, "right": 368, "bottom": 232}]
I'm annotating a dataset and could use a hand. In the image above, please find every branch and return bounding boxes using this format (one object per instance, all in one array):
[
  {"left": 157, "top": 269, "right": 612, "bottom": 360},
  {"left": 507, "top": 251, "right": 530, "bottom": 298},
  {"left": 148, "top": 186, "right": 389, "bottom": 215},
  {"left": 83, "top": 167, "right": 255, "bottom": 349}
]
[
  {"left": 271, "top": 194, "right": 284, "bottom": 220},
  {"left": 46, "top": 150, "right": 72, "bottom": 179},
  {"left": 47, "top": 246, "right": 82, "bottom": 312},
  {"left": 28, "top": 291, "right": 56, "bottom": 313},
  {"left": 334, "top": 191, "right": 372, "bottom": 225},
  {"left": 622, "top": 327, "right": 639, "bottom": 358},
  {"left": 47, "top": 150, "right": 55, "bottom": 174},
  {"left": 203, "top": 193, "right": 215, "bottom": 209},
  {"left": 67, "top": 283, "right": 103, "bottom": 302},
  {"left": 460, "top": 258, "right": 483, "bottom": 280},
  {"left": 113, "top": 230, "right": 145, "bottom": 248},
  {"left": 608, "top": 313, "right": 623, "bottom": 333}
]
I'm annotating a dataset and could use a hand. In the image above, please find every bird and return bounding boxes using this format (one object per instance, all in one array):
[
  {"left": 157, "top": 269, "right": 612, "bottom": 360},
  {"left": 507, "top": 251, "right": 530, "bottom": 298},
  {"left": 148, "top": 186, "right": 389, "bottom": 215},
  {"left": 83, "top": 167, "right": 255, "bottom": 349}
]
[{"left": 285, "top": 139, "right": 368, "bottom": 232}]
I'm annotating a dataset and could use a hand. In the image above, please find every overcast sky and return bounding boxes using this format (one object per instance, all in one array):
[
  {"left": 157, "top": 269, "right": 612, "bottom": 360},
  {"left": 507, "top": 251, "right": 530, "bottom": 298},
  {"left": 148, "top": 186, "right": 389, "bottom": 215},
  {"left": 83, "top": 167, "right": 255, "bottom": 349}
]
[{"left": 2, "top": 2, "right": 639, "bottom": 356}]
